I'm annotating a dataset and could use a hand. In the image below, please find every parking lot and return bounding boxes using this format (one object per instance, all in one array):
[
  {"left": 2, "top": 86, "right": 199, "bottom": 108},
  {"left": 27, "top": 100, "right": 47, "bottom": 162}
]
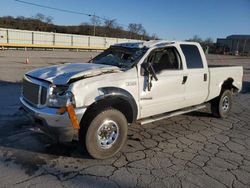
[{"left": 0, "top": 50, "right": 250, "bottom": 187}]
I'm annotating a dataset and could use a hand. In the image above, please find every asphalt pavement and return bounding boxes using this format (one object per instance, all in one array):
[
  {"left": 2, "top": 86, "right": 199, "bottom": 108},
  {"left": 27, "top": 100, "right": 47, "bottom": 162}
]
[{"left": 0, "top": 51, "right": 249, "bottom": 187}]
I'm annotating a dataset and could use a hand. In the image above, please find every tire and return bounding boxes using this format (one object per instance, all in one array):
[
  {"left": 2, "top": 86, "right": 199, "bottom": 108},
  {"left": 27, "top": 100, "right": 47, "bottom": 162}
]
[
  {"left": 211, "top": 90, "right": 233, "bottom": 118},
  {"left": 79, "top": 108, "right": 128, "bottom": 159}
]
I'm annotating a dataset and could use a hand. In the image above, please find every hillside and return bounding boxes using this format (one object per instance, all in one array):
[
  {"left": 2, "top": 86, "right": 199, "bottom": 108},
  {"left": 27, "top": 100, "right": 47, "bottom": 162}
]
[{"left": 0, "top": 15, "right": 152, "bottom": 40}]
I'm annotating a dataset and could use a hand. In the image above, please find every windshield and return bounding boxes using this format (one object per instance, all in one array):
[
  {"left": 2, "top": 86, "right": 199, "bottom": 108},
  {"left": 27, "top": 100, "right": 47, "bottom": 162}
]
[{"left": 90, "top": 46, "right": 147, "bottom": 68}]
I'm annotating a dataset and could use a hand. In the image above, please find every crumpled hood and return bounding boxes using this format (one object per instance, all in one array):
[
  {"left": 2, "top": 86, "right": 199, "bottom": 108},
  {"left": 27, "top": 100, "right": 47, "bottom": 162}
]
[{"left": 26, "top": 63, "right": 120, "bottom": 85}]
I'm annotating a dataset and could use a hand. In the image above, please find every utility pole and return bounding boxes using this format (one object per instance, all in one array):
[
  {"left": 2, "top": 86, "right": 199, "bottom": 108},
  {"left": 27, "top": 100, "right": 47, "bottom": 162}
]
[
  {"left": 90, "top": 13, "right": 98, "bottom": 36},
  {"left": 93, "top": 13, "right": 96, "bottom": 36}
]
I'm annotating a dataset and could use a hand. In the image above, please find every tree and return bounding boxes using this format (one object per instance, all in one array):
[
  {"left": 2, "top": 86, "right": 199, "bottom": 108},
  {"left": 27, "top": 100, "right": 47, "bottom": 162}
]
[
  {"left": 45, "top": 16, "right": 53, "bottom": 24},
  {"left": 187, "top": 35, "right": 215, "bottom": 53},
  {"left": 188, "top": 35, "right": 203, "bottom": 43},
  {"left": 17, "top": 16, "right": 25, "bottom": 20},
  {"left": 34, "top": 13, "right": 45, "bottom": 21},
  {"left": 0, "top": 15, "right": 151, "bottom": 39},
  {"left": 103, "top": 19, "right": 118, "bottom": 37},
  {"left": 104, "top": 19, "right": 117, "bottom": 29},
  {"left": 151, "top": 33, "right": 159, "bottom": 40},
  {"left": 128, "top": 23, "right": 145, "bottom": 39},
  {"left": 204, "top": 37, "right": 214, "bottom": 46},
  {"left": 140, "top": 28, "right": 147, "bottom": 40},
  {"left": 128, "top": 23, "right": 140, "bottom": 34}
]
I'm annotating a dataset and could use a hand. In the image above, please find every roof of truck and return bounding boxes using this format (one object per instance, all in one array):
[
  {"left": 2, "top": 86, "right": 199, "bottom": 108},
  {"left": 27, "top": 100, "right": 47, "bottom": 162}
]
[{"left": 114, "top": 40, "right": 198, "bottom": 49}]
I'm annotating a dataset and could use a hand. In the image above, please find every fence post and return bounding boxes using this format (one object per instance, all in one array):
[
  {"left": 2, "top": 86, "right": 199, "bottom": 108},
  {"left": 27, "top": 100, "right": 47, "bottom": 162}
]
[
  {"left": 6, "top": 29, "right": 9, "bottom": 44},
  {"left": 53, "top": 33, "right": 56, "bottom": 46},
  {"left": 32, "top": 32, "right": 34, "bottom": 45},
  {"left": 71, "top": 35, "right": 73, "bottom": 46},
  {"left": 88, "top": 36, "right": 90, "bottom": 47}
]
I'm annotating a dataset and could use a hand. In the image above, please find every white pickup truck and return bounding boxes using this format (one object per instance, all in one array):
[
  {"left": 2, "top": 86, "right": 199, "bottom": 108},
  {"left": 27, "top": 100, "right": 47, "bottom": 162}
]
[{"left": 20, "top": 40, "right": 243, "bottom": 159}]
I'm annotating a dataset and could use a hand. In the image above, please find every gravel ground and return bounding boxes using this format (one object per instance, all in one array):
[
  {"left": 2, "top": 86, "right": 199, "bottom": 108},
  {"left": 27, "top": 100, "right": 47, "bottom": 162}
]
[{"left": 0, "top": 50, "right": 250, "bottom": 187}]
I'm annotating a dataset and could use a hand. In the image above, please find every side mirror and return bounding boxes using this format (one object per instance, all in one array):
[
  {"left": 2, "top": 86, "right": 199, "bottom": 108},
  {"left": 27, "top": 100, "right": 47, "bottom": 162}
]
[
  {"left": 141, "top": 62, "right": 158, "bottom": 91},
  {"left": 141, "top": 62, "right": 147, "bottom": 76},
  {"left": 141, "top": 62, "right": 158, "bottom": 81},
  {"left": 148, "top": 63, "right": 158, "bottom": 81}
]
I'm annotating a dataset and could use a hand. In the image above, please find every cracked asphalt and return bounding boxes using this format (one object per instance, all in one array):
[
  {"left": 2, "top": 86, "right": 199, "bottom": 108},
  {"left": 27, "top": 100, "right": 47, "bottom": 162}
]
[{"left": 0, "top": 51, "right": 250, "bottom": 187}]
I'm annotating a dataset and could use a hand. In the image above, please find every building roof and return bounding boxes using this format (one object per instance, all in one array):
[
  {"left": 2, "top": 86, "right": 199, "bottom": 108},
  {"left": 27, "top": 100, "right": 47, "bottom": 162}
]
[{"left": 226, "top": 35, "right": 250, "bottom": 40}]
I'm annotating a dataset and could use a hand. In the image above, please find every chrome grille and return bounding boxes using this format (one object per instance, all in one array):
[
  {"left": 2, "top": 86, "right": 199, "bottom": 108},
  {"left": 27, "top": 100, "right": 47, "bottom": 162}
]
[
  {"left": 22, "top": 77, "right": 48, "bottom": 106},
  {"left": 41, "top": 86, "right": 47, "bottom": 105}
]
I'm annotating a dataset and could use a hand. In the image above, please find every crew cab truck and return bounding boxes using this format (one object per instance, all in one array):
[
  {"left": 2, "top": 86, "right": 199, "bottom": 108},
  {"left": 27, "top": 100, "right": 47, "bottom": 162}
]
[{"left": 20, "top": 41, "right": 243, "bottom": 159}]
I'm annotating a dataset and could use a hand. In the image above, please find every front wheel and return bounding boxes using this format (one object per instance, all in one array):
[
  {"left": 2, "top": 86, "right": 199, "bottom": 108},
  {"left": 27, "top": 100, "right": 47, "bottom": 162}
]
[
  {"left": 79, "top": 108, "right": 128, "bottom": 159},
  {"left": 211, "top": 90, "right": 233, "bottom": 118}
]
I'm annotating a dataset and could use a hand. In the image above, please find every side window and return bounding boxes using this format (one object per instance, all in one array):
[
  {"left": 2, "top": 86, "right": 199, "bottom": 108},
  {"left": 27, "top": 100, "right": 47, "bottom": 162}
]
[
  {"left": 146, "top": 47, "right": 182, "bottom": 73},
  {"left": 180, "top": 44, "right": 203, "bottom": 69}
]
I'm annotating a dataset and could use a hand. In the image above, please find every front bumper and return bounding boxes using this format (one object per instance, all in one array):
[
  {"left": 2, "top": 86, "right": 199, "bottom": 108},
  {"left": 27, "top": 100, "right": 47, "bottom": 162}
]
[{"left": 20, "top": 97, "right": 86, "bottom": 142}]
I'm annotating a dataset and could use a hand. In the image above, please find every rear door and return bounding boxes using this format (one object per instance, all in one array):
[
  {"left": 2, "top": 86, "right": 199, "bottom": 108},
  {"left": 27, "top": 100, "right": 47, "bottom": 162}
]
[{"left": 180, "top": 44, "right": 209, "bottom": 106}]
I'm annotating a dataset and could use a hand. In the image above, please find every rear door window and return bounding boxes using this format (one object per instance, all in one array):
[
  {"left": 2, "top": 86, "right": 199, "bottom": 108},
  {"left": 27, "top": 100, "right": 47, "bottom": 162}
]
[{"left": 180, "top": 45, "right": 203, "bottom": 69}]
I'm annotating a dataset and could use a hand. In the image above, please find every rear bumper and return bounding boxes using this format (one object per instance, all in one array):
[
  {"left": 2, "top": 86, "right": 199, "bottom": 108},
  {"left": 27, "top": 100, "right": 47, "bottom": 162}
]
[{"left": 20, "top": 97, "right": 86, "bottom": 142}]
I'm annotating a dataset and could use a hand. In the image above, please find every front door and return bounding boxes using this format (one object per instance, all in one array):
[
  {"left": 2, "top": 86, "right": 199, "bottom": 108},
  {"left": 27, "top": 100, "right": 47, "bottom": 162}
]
[{"left": 138, "top": 47, "right": 187, "bottom": 118}]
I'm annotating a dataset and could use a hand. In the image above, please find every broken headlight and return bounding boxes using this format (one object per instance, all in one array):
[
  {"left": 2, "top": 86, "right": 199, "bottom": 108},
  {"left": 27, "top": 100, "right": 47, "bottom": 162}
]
[{"left": 47, "top": 85, "right": 75, "bottom": 108}]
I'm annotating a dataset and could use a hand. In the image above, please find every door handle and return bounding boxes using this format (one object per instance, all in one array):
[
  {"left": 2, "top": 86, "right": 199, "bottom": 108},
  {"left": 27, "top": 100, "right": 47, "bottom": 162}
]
[
  {"left": 204, "top": 73, "right": 207, "bottom": 82},
  {"left": 182, "top": 75, "right": 188, "bottom": 84}
]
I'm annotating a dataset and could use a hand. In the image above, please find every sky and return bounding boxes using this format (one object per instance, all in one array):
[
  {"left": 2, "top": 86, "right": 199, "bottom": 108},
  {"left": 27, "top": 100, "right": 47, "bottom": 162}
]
[{"left": 0, "top": 0, "right": 250, "bottom": 41}]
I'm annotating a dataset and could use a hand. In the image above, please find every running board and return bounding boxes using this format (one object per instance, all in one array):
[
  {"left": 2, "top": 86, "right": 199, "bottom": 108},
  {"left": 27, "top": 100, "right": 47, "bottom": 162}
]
[{"left": 138, "top": 104, "right": 207, "bottom": 125}]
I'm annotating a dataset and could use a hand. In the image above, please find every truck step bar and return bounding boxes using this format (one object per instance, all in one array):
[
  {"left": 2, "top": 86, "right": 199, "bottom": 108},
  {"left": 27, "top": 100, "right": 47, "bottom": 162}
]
[{"left": 138, "top": 104, "right": 207, "bottom": 125}]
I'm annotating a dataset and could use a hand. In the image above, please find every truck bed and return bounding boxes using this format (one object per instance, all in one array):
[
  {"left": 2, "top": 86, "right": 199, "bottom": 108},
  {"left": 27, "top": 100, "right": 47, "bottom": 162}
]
[{"left": 206, "top": 66, "right": 243, "bottom": 101}]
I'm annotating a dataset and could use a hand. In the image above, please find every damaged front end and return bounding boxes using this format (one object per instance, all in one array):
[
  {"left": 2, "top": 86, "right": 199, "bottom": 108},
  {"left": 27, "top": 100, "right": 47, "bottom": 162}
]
[
  {"left": 20, "top": 76, "right": 85, "bottom": 142},
  {"left": 21, "top": 63, "right": 121, "bottom": 142},
  {"left": 47, "top": 84, "right": 80, "bottom": 130}
]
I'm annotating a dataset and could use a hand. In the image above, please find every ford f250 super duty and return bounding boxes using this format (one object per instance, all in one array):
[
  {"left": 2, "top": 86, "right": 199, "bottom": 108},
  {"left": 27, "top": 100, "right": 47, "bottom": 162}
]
[{"left": 20, "top": 41, "right": 243, "bottom": 159}]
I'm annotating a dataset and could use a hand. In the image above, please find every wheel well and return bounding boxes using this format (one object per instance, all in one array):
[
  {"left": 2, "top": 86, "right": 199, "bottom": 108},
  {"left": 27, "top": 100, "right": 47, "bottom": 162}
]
[
  {"left": 221, "top": 78, "right": 238, "bottom": 93},
  {"left": 81, "top": 97, "right": 136, "bottom": 126}
]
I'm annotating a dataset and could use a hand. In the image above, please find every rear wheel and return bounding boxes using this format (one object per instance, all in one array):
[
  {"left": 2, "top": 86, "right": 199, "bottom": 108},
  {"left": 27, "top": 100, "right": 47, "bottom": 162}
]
[
  {"left": 79, "top": 108, "right": 128, "bottom": 159},
  {"left": 211, "top": 90, "right": 232, "bottom": 118}
]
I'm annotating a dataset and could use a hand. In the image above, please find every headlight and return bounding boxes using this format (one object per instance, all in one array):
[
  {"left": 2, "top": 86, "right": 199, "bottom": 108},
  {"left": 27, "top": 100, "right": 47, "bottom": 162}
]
[{"left": 47, "top": 85, "right": 75, "bottom": 107}]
